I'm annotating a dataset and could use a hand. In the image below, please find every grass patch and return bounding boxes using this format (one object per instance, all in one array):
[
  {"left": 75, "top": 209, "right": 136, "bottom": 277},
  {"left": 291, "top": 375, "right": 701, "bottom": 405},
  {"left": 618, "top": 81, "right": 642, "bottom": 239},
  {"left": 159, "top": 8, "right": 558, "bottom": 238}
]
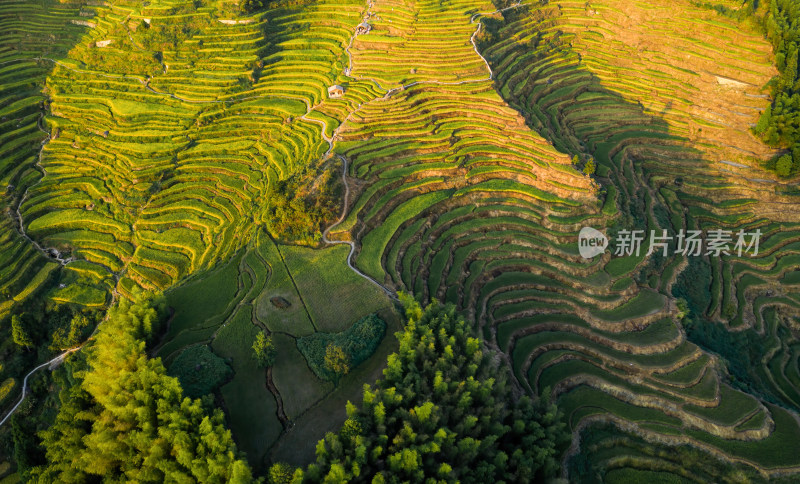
[
  {"left": 213, "top": 305, "right": 281, "bottom": 468},
  {"left": 280, "top": 244, "right": 392, "bottom": 332},
  {"left": 255, "top": 238, "right": 315, "bottom": 337},
  {"left": 270, "top": 333, "right": 331, "bottom": 421}
]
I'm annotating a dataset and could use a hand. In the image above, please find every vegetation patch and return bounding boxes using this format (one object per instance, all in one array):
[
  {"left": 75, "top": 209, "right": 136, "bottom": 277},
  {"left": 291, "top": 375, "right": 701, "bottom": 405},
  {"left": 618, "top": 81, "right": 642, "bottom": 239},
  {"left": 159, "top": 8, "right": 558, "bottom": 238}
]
[
  {"left": 297, "top": 313, "right": 386, "bottom": 382},
  {"left": 265, "top": 158, "right": 343, "bottom": 245},
  {"left": 288, "top": 298, "right": 569, "bottom": 482},
  {"left": 167, "top": 345, "right": 233, "bottom": 399}
]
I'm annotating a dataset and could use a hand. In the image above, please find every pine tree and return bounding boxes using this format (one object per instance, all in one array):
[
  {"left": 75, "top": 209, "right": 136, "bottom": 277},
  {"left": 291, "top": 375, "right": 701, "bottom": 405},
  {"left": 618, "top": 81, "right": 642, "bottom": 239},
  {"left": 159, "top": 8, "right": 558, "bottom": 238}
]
[
  {"left": 253, "top": 331, "right": 277, "bottom": 368},
  {"left": 305, "top": 298, "right": 569, "bottom": 483},
  {"left": 324, "top": 343, "right": 350, "bottom": 383},
  {"left": 755, "top": 105, "right": 772, "bottom": 135},
  {"left": 11, "top": 315, "right": 33, "bottom": 350}
]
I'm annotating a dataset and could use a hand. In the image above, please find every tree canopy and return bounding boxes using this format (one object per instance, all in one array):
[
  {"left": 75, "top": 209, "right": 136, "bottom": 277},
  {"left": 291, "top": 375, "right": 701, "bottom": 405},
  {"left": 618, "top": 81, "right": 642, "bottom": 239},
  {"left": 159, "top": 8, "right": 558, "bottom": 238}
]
[
  {"left": 32, "top": 291, "right": 253, "bottom": 483},
  {"left": 253, "top": 332, "right": 277, "bottom": 368},
  {"left": 291, "top": 296, "right": 569, "bottom": 483},
  {"left": 754, "top": 0, "right": 800, "bottom": 176}
]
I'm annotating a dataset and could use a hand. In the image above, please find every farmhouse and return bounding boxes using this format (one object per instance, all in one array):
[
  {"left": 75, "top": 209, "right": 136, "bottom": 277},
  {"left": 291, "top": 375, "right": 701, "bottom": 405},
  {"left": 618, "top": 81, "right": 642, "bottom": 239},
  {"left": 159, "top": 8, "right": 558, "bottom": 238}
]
[
  {"left": 327, "top": 84, "right": 345, "bottom": 98},
  {"left": 356, "top": 22, "right": 371, "bottom": 35}
]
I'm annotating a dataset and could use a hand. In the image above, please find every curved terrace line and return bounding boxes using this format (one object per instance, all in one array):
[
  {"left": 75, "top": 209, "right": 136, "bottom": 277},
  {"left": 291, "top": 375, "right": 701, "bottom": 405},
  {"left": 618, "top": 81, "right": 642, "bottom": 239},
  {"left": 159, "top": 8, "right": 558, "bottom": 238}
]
[{"left": 0, "top": 0, "right": 533, "bottom": 429}]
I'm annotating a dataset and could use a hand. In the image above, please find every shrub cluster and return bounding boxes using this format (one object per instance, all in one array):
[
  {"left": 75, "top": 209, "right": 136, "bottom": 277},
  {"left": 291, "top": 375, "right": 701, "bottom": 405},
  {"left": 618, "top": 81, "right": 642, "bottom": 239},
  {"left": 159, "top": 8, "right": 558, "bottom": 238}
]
[{"left": 297, "top": 314, "right": 386, "bottom": 382}]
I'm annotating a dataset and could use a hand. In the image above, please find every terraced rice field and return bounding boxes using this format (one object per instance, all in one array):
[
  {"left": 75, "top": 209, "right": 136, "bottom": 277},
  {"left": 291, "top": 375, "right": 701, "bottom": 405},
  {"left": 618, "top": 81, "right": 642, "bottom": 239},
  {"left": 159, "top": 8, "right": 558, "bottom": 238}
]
[
  {"left": 332, "top": 0, "right": 800, "bottom": 477},
  {"left": 0, "top": 0, "right": 90, "bottom": 318},
  {"left": 4, "top": 0, "right": 800, "bottom": 478},
  {"left": 10, "top": 0, "right": 373, "bottom": 304}
]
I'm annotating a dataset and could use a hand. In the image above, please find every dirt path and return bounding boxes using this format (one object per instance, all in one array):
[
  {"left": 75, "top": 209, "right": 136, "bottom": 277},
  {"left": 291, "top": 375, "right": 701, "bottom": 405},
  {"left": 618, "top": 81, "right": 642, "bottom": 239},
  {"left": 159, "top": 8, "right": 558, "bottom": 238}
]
[
  {"left": 0, "top": 347, "right": 79, "bottom": 427},
  {"left": 266, "top": 366, "right": 290, "bottom": 428},
  {"left": 321, "top": 156, "right": 397, "bottom": 299},
  {"left": 11, "top": 110, "right": 72, "bottom": 266},
  {"left": 318, "top": 0, "right": 533, "bottom": 298}
]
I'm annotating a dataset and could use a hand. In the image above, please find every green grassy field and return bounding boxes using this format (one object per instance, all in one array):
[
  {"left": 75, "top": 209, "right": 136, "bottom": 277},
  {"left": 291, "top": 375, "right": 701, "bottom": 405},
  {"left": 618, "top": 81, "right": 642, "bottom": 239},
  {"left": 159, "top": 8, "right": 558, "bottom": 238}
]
[{"left": 152, "top": 232, "right": 396, "bottom": 470}]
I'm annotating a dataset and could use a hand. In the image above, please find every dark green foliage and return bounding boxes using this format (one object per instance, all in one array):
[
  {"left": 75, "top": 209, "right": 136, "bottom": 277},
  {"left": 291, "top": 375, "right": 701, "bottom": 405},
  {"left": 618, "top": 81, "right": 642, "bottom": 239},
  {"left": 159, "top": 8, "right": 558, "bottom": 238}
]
[
  {"left": 297, "top": 314, "right": 386, "bottom": 382},
  {"left": 684, "top": 317, "right": 776, "bottom": 404},
  {"left": 241, "top": 0, "right": 265, "bottom": 12},
  {"left": 49, "top": 313, "right": 92, "bottom": 351},
  {"left": 32, "top": 290, "right": 253, "bottom": 483},
  {"left": 777, "top": 153, "right": 793, "bottom": 176},
  {"left": 11, "top": 413, "right": 46, "bottom": 482},
  {"left": 252, "top": 332, "right": 277, "bottom": 368},
  {"left": 755, "top": 0, "right": 800, "bottom": 175},
  {"left": 167, "top": 345, "right": 233, "bottom": 398},
  {"left": 672, "top": 255, "right": 712, "bottom": 317},
  {"left": 11, "top": 315, "right": 34, "bottom": 350},
  {"left": 672, "top": 254, "right": 779, "bottom": 402},
  {"left": 300, "top": 298, "right": 569, "bottom": 483}
]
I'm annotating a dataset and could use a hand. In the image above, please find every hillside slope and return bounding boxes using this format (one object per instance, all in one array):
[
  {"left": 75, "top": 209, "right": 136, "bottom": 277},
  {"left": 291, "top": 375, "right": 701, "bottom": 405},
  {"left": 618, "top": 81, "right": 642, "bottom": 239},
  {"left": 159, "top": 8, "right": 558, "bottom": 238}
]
[{"left": 2, "top": 0, "right": 800, "bottom": 480}]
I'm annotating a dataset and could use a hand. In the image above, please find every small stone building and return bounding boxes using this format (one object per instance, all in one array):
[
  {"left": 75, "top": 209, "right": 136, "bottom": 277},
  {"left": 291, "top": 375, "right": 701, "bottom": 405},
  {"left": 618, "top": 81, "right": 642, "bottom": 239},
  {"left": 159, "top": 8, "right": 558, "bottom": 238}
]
[
  {"left": 328, "top": 84, "right": 345, "bottom": 98},
  {"left": 356, "top": 22, "right": 371, "bottom": 35}
]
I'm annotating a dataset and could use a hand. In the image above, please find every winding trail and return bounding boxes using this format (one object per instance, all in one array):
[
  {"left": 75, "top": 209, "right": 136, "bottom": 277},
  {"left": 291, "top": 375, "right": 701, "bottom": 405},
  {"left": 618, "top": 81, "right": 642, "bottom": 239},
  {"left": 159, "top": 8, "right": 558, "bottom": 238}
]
[
  {"left": 0, "top": 347, "right": 79, "bottom": 427},
  {"left": 0, "top": 284, "right": 120, "bottom": 429},
  {"left": 12, "top": 111, "right": 73, "bottom": 266},
  {"left": 316, "top": 0, "right": 532, "bottom": 300},
  {"left": 321, "top": 156, "right": 397, "bottom": 299}
]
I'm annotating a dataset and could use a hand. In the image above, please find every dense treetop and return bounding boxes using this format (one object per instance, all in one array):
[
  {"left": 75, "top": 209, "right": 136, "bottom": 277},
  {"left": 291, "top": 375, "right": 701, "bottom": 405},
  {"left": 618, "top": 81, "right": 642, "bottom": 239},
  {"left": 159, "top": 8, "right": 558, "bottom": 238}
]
[
  {"left": 31, "top": 291, "right": 253, "bottom": 483},
  {"left": 755, "top": 0, "right": 800, "bottom": 175},
  {"left": 285, "top": 296, "right": 568, "bottom": 483}
]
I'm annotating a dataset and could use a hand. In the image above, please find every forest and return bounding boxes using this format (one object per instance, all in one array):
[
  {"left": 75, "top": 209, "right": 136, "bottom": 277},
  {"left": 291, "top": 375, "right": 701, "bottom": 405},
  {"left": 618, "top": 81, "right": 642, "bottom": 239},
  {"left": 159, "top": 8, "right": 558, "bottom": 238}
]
[
  {"left": 19, "top": 292, "right": 253, "bottom": 482},
  {"left": 4, "top": 293, "right": 567, "bottom": 483},
  {"left": 754, "top": 0, "right": 800, "bottom": 175},
  {"left": 284, "top": 297, "right": 569, "bottom": 483}
]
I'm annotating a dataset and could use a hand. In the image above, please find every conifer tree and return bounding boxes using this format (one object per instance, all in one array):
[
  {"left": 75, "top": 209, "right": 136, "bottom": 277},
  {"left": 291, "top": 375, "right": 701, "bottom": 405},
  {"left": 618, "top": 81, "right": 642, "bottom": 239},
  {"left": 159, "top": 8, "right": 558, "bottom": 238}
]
[
  {"left": 11, "top": 315, "right": 33, "bottom": 350},
  {"left": 301, "top": 297, "right": 569, "bottom": 483},
  {"left": 34, "top": 290, "right": 253, "bottom": 483}
]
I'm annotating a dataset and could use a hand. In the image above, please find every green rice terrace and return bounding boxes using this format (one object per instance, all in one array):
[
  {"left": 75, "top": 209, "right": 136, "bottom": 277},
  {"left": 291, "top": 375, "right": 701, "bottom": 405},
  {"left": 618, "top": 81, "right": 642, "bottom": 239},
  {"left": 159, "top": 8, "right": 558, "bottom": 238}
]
[{"left": 1, "top": 0, "right": 800, "bottom": 481}]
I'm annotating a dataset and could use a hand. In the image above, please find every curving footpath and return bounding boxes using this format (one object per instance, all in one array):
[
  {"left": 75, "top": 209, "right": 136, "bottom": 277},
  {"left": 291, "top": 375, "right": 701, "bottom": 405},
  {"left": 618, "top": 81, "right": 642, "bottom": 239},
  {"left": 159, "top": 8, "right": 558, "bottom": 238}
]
[
  {"left": 321, "top": 155, "right": 397, "bottom": 300},
  {"left": 0, "top": 347, "right": 79, "bottom": 428},
  {"left": 317, "top": 0, "right": 532, "bottom": 299}
]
